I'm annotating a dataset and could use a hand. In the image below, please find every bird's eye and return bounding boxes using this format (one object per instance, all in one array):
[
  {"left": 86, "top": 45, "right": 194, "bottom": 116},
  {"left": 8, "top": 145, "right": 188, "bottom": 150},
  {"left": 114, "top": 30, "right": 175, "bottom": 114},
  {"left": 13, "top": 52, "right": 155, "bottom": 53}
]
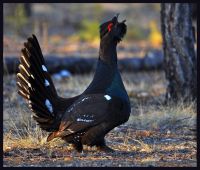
[{"left": 107, "top": 23, "right": 113, "bottom": 32}]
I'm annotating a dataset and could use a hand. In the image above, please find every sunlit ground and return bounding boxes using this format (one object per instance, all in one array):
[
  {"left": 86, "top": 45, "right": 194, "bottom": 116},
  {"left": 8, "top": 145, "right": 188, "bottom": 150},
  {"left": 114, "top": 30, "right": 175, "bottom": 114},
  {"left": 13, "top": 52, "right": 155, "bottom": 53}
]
[{"left": 3, "top": 72, "right": 196, "bottom": 167}]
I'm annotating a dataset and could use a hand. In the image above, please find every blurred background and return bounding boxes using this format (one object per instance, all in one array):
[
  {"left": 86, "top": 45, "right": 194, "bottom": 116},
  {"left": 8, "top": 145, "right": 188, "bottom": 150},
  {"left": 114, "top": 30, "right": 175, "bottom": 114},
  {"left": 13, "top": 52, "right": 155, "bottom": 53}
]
[{"left": 3, "top": 3, "right": 163, "bottom": 58}]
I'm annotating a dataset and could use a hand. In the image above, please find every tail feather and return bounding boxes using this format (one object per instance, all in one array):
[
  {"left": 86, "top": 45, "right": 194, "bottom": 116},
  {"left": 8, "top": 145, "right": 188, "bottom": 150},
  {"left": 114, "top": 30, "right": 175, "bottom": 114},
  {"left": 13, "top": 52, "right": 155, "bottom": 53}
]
[
  {"left": 18, "top": 90, "right": 29, "bottom": 101},
  {"left": 22, "top": 44, "right": 57, "bottom": 100},
  {"left": 17, "top": 73, "right": 31, "bottom": 90},
  {"left": 17, "top": 35, "right": 61, "bottom": 131},
  {"left": 17, "top": 34, "right": 81, "bottom": 132},
  {"left": 21, "top": 48, "right": 46, "bottom": 88},
  {"left": 28, "top": 97, "right": 50, "bottom": 115},
  {"left": 16, "top": 82, "right": 28, "bottom": 95},
  {"left": 20, "top": 53, "right": 31, "bottom": 68},
  {"left": 18, "top": 64, "right": 30, "bottom": 78},
  {"left": 31, "top": 34, "right": 45, "bottom": 63}
]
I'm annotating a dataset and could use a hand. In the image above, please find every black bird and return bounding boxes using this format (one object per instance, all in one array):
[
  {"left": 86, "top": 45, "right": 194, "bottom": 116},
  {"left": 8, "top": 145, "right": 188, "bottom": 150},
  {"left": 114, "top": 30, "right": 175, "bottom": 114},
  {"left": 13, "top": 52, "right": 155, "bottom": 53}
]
[{"left": 17, "top": 14, "right": 131, "bottom": 152}]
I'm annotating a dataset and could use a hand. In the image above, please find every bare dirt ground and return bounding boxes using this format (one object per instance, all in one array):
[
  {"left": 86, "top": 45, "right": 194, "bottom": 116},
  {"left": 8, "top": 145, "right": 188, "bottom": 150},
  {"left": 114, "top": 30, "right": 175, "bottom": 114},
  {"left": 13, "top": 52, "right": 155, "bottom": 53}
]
[{"left": 3, "top": 72, "right": 196, "bottom": 167}]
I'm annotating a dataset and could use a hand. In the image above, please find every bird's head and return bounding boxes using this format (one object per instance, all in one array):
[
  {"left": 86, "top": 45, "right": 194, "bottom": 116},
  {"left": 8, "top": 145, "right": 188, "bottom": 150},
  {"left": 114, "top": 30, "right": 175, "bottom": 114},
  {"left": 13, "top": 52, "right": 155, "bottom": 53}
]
[{"left": 100, "top": 14, "right": 127, "bottom": 43}]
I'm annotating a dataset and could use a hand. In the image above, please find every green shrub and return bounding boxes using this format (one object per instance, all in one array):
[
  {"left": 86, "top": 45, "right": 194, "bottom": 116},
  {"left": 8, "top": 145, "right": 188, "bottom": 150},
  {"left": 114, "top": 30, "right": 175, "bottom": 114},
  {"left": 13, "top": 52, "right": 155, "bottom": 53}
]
[
  {"left": 76, "top": 20, "right": 100, "bottom": 42},
  {"left": 5, "top": 4, "right": 28, "bottom": 35}
]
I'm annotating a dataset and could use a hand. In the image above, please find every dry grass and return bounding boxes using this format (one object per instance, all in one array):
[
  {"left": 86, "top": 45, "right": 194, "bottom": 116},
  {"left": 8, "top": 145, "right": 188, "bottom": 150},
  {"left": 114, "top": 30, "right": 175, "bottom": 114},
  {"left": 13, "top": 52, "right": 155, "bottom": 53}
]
[
  {"left": 3, "top": 72, "right": 197, "bottom": 167},
  {"left": 128, "top": 101, "right": 196, "bottom": 132}
]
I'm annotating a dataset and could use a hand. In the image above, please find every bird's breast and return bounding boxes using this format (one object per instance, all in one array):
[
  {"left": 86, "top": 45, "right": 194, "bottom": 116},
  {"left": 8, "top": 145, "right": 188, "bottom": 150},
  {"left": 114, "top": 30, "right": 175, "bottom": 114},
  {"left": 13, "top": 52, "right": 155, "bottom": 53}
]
[{"left": 106, "top": 71, "right": 129, "bottom": 102}]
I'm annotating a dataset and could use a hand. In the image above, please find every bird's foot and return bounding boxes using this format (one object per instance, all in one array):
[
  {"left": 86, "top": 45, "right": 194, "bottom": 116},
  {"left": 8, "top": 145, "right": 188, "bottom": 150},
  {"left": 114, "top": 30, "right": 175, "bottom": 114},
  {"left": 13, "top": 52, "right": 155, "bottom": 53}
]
[
  {"left": 97, "top": 145, "right": 115, "bottom": 153},
  {"left": 72, "top": 143, "right": 83, "bottom": 153}
]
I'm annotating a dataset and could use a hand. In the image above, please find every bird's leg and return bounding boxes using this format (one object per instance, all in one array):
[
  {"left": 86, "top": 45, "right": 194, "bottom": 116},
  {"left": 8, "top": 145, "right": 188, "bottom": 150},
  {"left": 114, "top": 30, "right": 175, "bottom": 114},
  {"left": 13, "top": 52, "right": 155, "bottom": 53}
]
[
  {"left": 96, "top": 138, "right": 115, "bottom": 153},
  {"left": 72, "top": 143, "right": 83, "bottom": 153}
]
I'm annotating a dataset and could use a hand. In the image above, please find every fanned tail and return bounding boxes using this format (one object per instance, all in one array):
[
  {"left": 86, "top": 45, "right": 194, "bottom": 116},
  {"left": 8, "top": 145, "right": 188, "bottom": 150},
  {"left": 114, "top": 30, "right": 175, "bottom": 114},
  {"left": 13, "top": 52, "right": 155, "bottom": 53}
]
[{"left": 17, "top": 34, "right": 79, "bottom": 132}]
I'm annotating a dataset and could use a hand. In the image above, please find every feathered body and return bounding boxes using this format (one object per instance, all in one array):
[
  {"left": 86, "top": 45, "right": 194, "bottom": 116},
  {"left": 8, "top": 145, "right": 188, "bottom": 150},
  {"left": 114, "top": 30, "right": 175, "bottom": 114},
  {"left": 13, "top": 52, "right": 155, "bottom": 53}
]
[{"left": 17, "top": 14, "right": 131, "bottom": 152}]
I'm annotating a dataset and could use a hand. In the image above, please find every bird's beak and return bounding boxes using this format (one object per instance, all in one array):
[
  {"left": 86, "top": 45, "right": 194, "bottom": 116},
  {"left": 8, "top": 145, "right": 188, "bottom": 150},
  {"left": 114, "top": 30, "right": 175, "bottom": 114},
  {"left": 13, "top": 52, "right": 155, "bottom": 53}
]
[
  {"left": 112, "top": 14, "right": 126, "bottom": 24},
  {"left": 122, "top": 19, "right": 126, "bottom": 23},
  {"left": 115, "top": 13, "right": 120, "bottom": 19},
  {"left": 112, "top": 13, "right": 120, "bottom": 24}
]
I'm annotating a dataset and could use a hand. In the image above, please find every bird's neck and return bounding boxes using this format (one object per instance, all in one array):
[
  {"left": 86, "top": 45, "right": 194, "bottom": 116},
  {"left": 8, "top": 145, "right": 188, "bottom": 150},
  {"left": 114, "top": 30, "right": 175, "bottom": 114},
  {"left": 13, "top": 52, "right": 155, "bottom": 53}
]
[
  {"left": 99, "top": 39, "right": 118, "bottom": 66},
  {"left": 83, "top": 40, "right": 120, "bottom": 94}
]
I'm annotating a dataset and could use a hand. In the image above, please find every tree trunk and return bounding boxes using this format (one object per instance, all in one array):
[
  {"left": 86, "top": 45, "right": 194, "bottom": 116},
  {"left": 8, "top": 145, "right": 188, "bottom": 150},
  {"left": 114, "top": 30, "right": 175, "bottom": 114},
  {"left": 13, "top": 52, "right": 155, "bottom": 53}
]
[
  {"left": 24, "top": 3, "right": 32, "bottom": 17},
  {"left": 161, "top": 3, "right": 196, "bottom": 103}
]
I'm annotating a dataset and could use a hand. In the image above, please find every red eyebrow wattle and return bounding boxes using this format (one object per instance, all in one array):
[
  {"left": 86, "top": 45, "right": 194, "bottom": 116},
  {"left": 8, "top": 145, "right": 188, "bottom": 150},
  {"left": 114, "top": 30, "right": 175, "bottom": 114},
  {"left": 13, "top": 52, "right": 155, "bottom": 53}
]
[{"left": 107, "top": 23, "right": 113, "bottom": 32}]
